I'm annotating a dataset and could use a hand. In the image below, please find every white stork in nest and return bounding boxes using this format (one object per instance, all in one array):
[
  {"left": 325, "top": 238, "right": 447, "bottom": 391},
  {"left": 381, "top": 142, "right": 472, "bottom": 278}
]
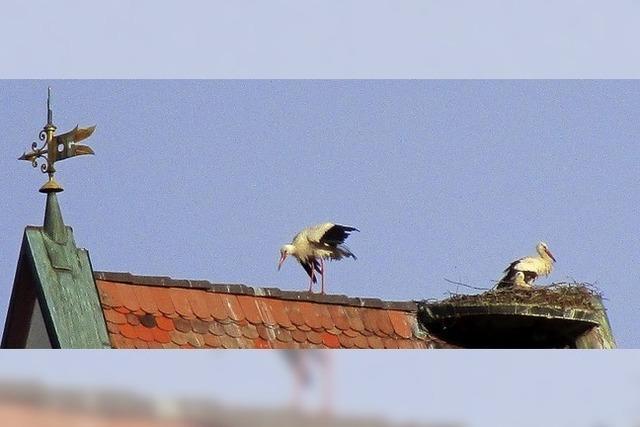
[
  {"left": 512, "top": 271, "right": 529, "bottom": 288},
  {"left": 496, "top": 242, "right": 556, "bottom": 289},
  {"left": 278, "top": 222, "right": 358, "bottom": 294}
]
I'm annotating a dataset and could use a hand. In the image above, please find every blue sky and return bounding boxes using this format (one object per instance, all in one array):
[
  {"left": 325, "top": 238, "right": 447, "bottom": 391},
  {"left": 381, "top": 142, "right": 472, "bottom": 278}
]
[
  {"left": 1, "top": 80, "right": 638, "bottom": 347},
  {"left": 2, "top": 1, "right": 640, "bottom": 78}
]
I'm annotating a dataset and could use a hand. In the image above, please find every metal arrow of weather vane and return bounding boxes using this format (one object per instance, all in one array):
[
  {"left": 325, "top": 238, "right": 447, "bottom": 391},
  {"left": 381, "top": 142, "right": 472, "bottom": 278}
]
[{"left": 19, "top": 88, "right": 97, "bottom": 193}]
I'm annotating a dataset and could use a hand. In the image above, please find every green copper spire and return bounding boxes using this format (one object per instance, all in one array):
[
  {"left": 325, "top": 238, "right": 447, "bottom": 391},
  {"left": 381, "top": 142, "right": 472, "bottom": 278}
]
[
  {"left": 4, "top": 89, "right": 110, "bottom": 348},
  {"left": 43, "top": 192, "right": 67, "bottom": 244}
]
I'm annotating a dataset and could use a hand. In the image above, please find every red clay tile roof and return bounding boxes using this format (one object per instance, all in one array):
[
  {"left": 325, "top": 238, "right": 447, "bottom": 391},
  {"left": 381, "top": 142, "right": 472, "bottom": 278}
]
[
  {"left": 94, "top": 272, "right": 454, "bottom": 349},
  {"left": 0, "top": 404, "right": 191, "bottom": 427}
]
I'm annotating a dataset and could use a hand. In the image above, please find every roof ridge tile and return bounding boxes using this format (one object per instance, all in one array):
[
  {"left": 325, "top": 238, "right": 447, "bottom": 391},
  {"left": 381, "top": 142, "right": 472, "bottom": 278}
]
[{"left": 94, "top": 272, "right": 418, "bottom": 311}]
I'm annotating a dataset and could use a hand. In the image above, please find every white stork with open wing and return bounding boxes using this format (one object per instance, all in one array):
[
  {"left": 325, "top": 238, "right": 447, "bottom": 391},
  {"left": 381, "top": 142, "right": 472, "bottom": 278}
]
[
  {"left": 278, "top": 222, "right": 359, "bottom": 294},
  {"left": 496, "top": 241, "right": 556, "bottom": 289}
]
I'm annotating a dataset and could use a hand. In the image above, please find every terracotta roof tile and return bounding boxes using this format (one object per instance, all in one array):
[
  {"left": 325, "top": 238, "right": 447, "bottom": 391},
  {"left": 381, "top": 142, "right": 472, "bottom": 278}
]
[
  {"left": 254, "top": 298, "right": 277, "bottom": 327},
  {"left": 397, "top": 339, "right": 414, "bottom": 349},
  {"left": 338, "top": 333, "right": 354, "bottom": 348},
  {"left": 96, "top": 280, "right": 123, "bottom": 308},
  {"left": 185, "top": 331, "right": 205, "bottom": 348},
  {"left": 103, "top": 308, "right": 127, "bottom": 324},
  {"left": 361, "top": 310, "right": 380, "bottom": 335},
  {"left": 189, "top": 319, "right": 209, "bottom": 335},
  {"left": 204, "top": 293, "right": 228, "bottom": 321},
  {"left": 110, "top": 334, "right": 133, "bottom": 348},
  {"left": 322, "top": 333, "right": 340, "bottom": 348},
  {"left": 170, "top": 330, "right": 189, "bottom": 346},
  {"left": 306, "top": 343, "right": 324, "bottom": 349},
  {"left": 327, "top": 305, "right": 350, "bottom": 330},
  {"left": 237, "top": 295, "right": 262, "bottom": 324},
  {"left": 155, "top": 316, "right": 175, "bottom": 331},
  {"left": 188, "top": 291, "right": 212, "bottom": 320},
  {"left": 241, "top": 324, "right": 259, "bottom": 339},
  {"left": 275, "top": 328, "right": 293, "bottom": 343},
  {"left": 134, "top": 339, "right": 149, "bottom": 349},
  {"left": 220, "top": 336, "right": 239, "bottom": 349},
  {"left": 291, "top": 329, "right": 307, "bottom": 343},
  {"left": 353, "top": 335, "right": 369, "bottom": 349},
  {"left": 113, "top": 306, "right": 130, "bottom": 314},
  {"left": 383, "top": 337, "right": 399, "bottom": 349},
  {"left": 95, "top": 274, "right": 449, "bottom": 350},
  {"left": 360, "top": 328, "right": 373, "bottom": 337},
  {"left": 147, "top": 341, "right": 164, "bottom": 349},
  {"left": 344, "top": 307, "right": 365, "bottom": 332},
  {"left": 208, "top": 321, "right": 226, "bottom": 336},
  {"left": 223, "top": 323, "right": 242, "bottom": 338},
  {"left": 256, "top": 324, "right": 276, "bottom": 341},
  {"left": 134, "top": 285, "right": 159, "bottom": 315},
  {"left": 377, "top": 311, "right": 395, "bottom": 336},
  {"left": 151, "top": 327, "right": 171, "bottom": 344},
  {"left": 106, "top": 322, "right": 119, "bottom": 334},
  {"left": 220, "top": 294, "right": 244, "bottom": 322},
  {"left": 163, "top": 342, "right": 179, "bottom": 349},
  {"left": 284, "top": 304, "right": 303, "bottom": 327},
  {"left": 367, "top": 335, "right": 383, "bottom": 348},
  {"left": 126, "top": 313, "right": 141, "bottom": 326},
  {"left": 117, "top": 284, "right": 141, "bottom": 312},
  {"left": 342, "top": 328, "right": 359, "bottom": 338},
  {"left": 253, "top": 338, "right": 271, "bottom": 349},
  {"left": 325, "top": 327, "right": 341, "bottom": 336},
  {"left": 317, "top": 305, "right": 335, "bottom": 330},
  {"left": 135, "top": 325, "right": 155, "bottom": 342},
  {"left": 174, "top": 317, "right": 191, "bottom": 333},
  {"left": 119, "top": 323, "right": 137, "bottom": 339},
  {"left": 299, "top": 302, "right": 322, "bottom": 329},
  {"left": 204, "top": 334, "right": 221, "bottom": 348},
  {"left": 296, "top": 323, "right": 312, "bottom": 332},
  {"left": 263, "top": 298, "right": 291, "bottom": 327},
  {"left": 388, "top": 311, "right": 413, "bottom": 339},
  {"left": 307, "top": 330, "right": 323, "bottom": 345},
  {"left": 153, "top": 287, "right": 176, "bottom": 315},
  {"left": 169, "top": 288, "right": 195, "bottom": 319},
  {"left": 272, "top": 340, "right": 293, "bottom": 349}
]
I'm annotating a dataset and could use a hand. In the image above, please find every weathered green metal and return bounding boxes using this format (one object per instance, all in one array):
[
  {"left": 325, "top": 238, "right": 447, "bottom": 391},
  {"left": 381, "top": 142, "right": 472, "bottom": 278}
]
[
  {"left": 574, "top": 295, "right": 616, "bottom": 349},
  {"left": 8, "top": 193, "right": 111, "bottom": 348},
  {"left": 18, "top": 88, "right": 96, "bottom": 193},
  {"left": 43, "top": 190, "right": 66, "bottom": 243},
  {"left": 4, "top": 89, "right": 109, "bottom": 348}
]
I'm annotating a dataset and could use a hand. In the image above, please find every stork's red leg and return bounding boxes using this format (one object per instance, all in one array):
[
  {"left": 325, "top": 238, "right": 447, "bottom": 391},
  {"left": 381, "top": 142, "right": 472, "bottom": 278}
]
[{"left": 308, "top": 270, "right": 314, "bottom": 293}]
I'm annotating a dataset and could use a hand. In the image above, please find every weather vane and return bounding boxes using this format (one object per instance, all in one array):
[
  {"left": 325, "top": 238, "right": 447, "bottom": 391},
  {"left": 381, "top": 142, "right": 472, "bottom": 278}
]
[{"left": 19, "top": 88, "right": 96, "bottom": 193}]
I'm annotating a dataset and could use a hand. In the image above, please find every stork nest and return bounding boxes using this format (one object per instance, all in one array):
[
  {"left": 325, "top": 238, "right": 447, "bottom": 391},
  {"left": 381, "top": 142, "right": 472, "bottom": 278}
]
[{"left": 442, "top": 282, "right": 604, "bottom": 311}]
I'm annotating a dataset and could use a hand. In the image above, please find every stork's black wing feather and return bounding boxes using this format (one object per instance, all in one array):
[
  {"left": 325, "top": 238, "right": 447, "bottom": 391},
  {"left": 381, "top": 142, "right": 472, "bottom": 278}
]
[
  {"left": 320, "top": 224, "right": 359, "bottom": 246},
  {"left": 299, "top": 259, "right": 319, "bottom": 283},
  {"left": 502, "top": 258, "right": 521, "bottom": 274}
]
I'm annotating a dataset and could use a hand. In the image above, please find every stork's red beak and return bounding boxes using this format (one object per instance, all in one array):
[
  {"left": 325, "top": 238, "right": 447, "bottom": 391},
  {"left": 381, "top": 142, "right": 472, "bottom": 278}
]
[{"left": 277, "top": 253, "right": 287, "bottom": 271}]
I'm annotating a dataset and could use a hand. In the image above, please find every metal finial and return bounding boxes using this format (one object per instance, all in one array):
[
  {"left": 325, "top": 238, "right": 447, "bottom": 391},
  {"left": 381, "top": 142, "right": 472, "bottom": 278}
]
[
  {"left": 47, "top": 87, "right": 52, "bottom": 126},
  {"left": 18, "top": 88, "right": 97, "bottom": 193}
]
